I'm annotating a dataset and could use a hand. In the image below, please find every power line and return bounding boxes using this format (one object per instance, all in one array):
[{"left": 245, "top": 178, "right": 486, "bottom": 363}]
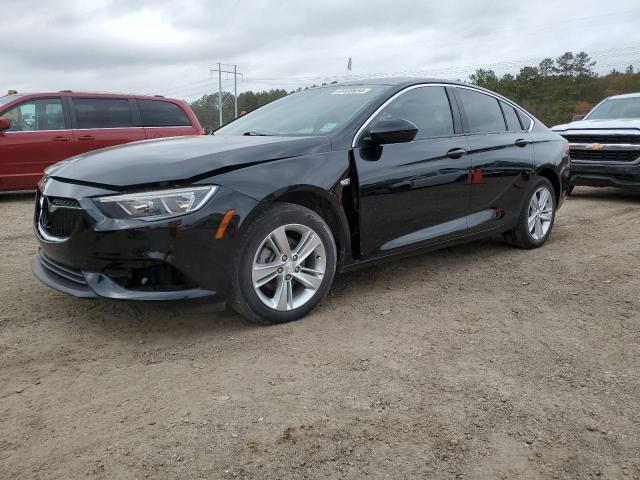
[
  {"left": 211, "top": 63, "right": 243, "bottom": 124},
  {"left": 162, "top": 47, "right": 640, "bottom": 101},
  {"left": 158, "top": 7, "right": 640, "bottom": 98}
]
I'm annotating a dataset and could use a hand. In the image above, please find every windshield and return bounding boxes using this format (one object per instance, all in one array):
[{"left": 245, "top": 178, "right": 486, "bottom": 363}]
[
  {"left": 0, "top": 94, "right": 21, "bottom": 109},
  {"left": 587, "top": 97, "right": 640, "bottom": 120},
  {"left": 216, "top": 85, "right": 389, "bottom": 136}
]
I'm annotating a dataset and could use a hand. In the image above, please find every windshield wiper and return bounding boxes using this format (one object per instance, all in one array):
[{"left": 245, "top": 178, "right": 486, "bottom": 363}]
[{"left": 242, "top": 131, "right": 273, "bottom": 136}]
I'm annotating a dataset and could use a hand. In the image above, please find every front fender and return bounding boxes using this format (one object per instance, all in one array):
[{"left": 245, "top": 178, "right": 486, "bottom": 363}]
[{"left": 204, "top": 150, "right": 356, "bottom": 266}]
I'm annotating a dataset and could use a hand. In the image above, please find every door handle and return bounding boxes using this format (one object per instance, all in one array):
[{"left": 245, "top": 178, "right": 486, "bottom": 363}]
[
  {"left": 78, "top": 135, "right": 95, "bottom": 141},
  {"left": 52, "top": 136, "right": 71, "bottom": 142},
  {"left": 446, "top": 148, "right": 466, "bottom": 159},
  {"left": 514, "top": 138, "right": 530, "bottom": 147}
]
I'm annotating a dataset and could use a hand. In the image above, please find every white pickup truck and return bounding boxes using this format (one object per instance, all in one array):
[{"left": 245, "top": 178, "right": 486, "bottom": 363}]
[{"left": 552, "top": 92, "right": 640, "bottom": 190}]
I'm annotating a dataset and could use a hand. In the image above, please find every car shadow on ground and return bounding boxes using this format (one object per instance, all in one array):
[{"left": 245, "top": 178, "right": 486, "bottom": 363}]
[
  {"left": 42, "top": 235, "right": 511, "bottom": 343},
  {"left": 569, "top": 186, "right": 640, "bottom": 203},
  {"left": 13, "top": 185, "right": 590, "bottom": 339}
]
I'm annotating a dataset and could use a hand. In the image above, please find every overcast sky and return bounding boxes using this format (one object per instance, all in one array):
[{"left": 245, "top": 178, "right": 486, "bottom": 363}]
[{"left": 2, "top": 0, "right": 639, "bottom": 101}]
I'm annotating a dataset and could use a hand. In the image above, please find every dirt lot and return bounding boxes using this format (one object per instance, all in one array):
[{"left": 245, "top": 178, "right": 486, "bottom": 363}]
[{"left": 1, "top": 187, "right": 639, "bottom": 480}]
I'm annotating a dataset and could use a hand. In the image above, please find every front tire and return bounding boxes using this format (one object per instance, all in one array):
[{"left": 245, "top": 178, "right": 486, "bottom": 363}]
[
  {"left": 229, "top": 203, "right": 337, "bottom": 324},
  {"left": 504, "top": 176, "right": 556, "bottom": 249}
]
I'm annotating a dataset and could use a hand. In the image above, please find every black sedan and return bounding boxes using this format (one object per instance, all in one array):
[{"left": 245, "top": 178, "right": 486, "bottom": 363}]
[{"left": 33, "top": 78, "right": 570, "bottom": 324}]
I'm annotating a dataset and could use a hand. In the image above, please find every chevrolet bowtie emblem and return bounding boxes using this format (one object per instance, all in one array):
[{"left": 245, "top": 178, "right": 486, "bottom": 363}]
[{"left": 586, "top": 143, "right": 604, "bottom": 150}]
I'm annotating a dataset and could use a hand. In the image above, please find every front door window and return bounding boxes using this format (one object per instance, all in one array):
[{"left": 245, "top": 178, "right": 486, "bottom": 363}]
[{"left": 3, "top": 99, "right": 65, "bottom": 131}]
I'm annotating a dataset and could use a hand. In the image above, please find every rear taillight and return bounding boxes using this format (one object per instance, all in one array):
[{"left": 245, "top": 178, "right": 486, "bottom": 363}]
[{"left": 196, "top": 129, "right": 205, "bottom": 135}]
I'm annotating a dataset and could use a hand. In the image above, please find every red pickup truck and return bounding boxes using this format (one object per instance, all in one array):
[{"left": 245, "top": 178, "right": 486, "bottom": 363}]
[{"left": 0, "top": 91, "right": 204, "bottom": 191}]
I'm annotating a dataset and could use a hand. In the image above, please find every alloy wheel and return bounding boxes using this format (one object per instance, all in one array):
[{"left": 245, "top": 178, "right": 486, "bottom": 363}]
[
  {"left": 528, "top": 186, "right": 554, "bottom": 241},
  {"left": 252, "top": 224, "right": 327, "bottom": 311}
]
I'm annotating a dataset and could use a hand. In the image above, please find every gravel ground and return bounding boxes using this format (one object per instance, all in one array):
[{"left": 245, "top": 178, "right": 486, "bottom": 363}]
[{"left": 1, "top": 187, "right": 639, "bottom": 480}]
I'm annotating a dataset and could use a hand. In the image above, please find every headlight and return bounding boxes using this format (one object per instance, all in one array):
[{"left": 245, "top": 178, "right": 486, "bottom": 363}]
[{"left": 95, "top": 186, "right": 218, "bottom": 220}]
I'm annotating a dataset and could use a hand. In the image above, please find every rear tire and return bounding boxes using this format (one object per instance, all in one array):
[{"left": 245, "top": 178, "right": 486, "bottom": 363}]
[
  {"left": 229, "top": 203, "right": 337, "bottom": 324},
  {"left": 504, "top": 176, "right": 556, "bottom": 249}
]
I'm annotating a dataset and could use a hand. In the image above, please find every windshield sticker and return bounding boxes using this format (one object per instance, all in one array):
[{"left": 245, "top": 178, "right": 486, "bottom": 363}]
[
  {"left": 331, "top": 88, "right": 372, "bottom": 95},
  {"left": 319, "top": 122, "right": 338, "bottom": 132}
]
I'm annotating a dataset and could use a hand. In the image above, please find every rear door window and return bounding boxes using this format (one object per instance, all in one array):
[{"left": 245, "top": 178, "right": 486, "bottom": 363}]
[
  {"left": 500, "top": 101, "right": 524, "bottom": 131},
  {"left": 371, "top": 86, "right": 454, "bottom": 140},
  {"left": 457, "top": 88, "right": 507, "bottom": 134},
  {"left": 3, "top": 98, "right": 65, "bottom": 131},
  {"left": 137, "top": 100, "right": 191, "bottom": 127},
  {"left": 73, "top": 98, "right": 134, "bottom": 129},
  {"left": 516, "top": 109, "right": 532, "bottom": 130}
]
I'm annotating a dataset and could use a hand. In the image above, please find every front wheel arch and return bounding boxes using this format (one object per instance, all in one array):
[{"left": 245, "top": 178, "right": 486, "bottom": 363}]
[
  {"left": 259, "top": 186, "right": 352, "bottom": 270},
  {"left": 534, "top": 166, "right": 561, "bottom": 205}
]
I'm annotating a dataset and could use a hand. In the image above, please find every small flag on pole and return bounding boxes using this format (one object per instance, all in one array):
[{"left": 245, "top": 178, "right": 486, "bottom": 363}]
[{"left": 347, "top": 57, "right": 352, "bottom": 72}]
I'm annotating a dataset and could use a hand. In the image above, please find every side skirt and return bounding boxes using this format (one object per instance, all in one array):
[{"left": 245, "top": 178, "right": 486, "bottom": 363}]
[{"left": 340, "top": 224, "right": 511, "bottom": 273}]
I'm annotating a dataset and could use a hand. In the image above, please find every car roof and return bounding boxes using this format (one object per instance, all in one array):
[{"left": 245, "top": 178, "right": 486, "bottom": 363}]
[
  {"left": 328, "top": 77, "right": 472, "bottom": 88},
  {"left": 323, "top": 77, "right": 509, "bottom": 100},
  {"left": 7, "top": 91, "right": 184, "bottom": 102},
  {"left": 328, "top": 76, "right": 526, "bottom": 110},
  {"left": 607, "top": 92, "right": 640, "bottom": 100}
]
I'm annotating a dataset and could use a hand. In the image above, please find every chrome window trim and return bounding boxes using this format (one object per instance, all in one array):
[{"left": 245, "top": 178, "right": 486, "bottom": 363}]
[
  {"left": 3, "top": 126, "right": 193, "bottom": 133},
  {"left": 2, "top": 129, "right": 72, "bottom": 134},
  {"left": 72, "top": 127, "right": 144, "bottom": 131},
  {"left": 141, "top": 126, "right": 195, "bottom": 129},
  {"left": 351, "top": 83, "right": 534, "bottom": 148}
]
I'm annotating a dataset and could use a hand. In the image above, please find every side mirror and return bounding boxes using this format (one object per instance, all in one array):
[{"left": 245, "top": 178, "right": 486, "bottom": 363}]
[
  {"left": 204, "top": 127, "right": 212, "bottom": 135},
  {"left": 367, "top": 118, "right": 418, "bottom": 145},
  {"left": 571, "top": 114, "right": 585, "bottom": 122},
  {"left": 0, "top": 117, "right": 10, "bottom": 132}
]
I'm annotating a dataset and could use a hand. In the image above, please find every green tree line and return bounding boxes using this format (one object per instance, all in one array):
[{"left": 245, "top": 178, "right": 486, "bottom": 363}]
[
  {"left": 469, "top": 52, "right": 640, "bottom": 126},
  {"left": 190, "top": 89, "right": 288, "bottom": 131},
  {"left": 189, "top": 51, "right": 640, "bottom": 130}
]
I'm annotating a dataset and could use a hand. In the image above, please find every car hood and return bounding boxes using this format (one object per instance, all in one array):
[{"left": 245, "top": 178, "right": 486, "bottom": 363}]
[
  {"left": 551, "top": 118, "right": 640, "bottom": 132},
  {"left": 46, "top": 134, "right": 332, "bottom": 188}
]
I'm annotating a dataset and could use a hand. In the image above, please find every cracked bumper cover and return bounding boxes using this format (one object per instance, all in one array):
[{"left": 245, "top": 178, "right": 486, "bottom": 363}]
[
  {"left": 33, "top": 179, "right": 259, "bottom": 301},
  {"left": 32, "top": 251, "right": 216, "bottom": 300}
]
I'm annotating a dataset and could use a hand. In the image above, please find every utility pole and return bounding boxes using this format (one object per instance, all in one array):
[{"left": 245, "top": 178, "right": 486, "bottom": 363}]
[
  {"left": 234, "top": 64, "right": 238, "bottom": 119},
  {"left": 217, "top": 62, "right": 222, "bottom": 127},
  {"left": 210, "top": 63, "right": 243, "bottom": 127}
]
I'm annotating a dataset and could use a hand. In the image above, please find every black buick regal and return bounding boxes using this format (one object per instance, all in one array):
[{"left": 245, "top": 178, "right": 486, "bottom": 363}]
[{"left": 33, "top": 78, "right": 570, "bottom": 324}]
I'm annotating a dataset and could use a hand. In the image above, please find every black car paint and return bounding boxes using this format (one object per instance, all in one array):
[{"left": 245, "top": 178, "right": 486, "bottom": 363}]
[
  {"left": 47, "top": 134, "right": 333, "bottom": 189},
  {"left": 34, "top": 78, "right": 569, "bottom": 301}
]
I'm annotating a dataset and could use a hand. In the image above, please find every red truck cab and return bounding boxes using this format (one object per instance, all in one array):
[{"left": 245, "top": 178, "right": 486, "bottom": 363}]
[{"left": 0, "top": 91, "right": 203, "bottom": 191}]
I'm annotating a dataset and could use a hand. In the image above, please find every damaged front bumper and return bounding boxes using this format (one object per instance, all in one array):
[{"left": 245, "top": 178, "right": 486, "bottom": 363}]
[
  {"left": 32, "top": 250, "right": 216, "bottom": 300},
  {"left": 32, "top": 177, "right": 258, "bottom": 302}
]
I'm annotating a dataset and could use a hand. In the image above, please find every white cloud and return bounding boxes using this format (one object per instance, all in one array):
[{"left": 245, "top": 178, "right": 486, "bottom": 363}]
[{"left": 1, "top": 0, "right": 638, "bottom": 101}]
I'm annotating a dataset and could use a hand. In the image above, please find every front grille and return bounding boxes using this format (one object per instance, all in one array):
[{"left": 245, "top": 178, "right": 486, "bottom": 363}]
[
  {"left": 570, "top": 149, "right": 640, "bottom": 163},
  {"left": 50, "top": 197, "right": 80, "bottom": 208},
  {"left": 38, "top": 195, "right": 82, "bottom": 239},
  {"left": 39, "top": 252, "right": 86, "bottom": 285},
  {"left": 563, "top": 134, "right": 640, "bottom": 144}
]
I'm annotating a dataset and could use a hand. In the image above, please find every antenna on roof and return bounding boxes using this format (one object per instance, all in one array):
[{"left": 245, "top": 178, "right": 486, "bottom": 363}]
[{"left": 8, "top": 89, "right": 18, "bottom": 95}]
